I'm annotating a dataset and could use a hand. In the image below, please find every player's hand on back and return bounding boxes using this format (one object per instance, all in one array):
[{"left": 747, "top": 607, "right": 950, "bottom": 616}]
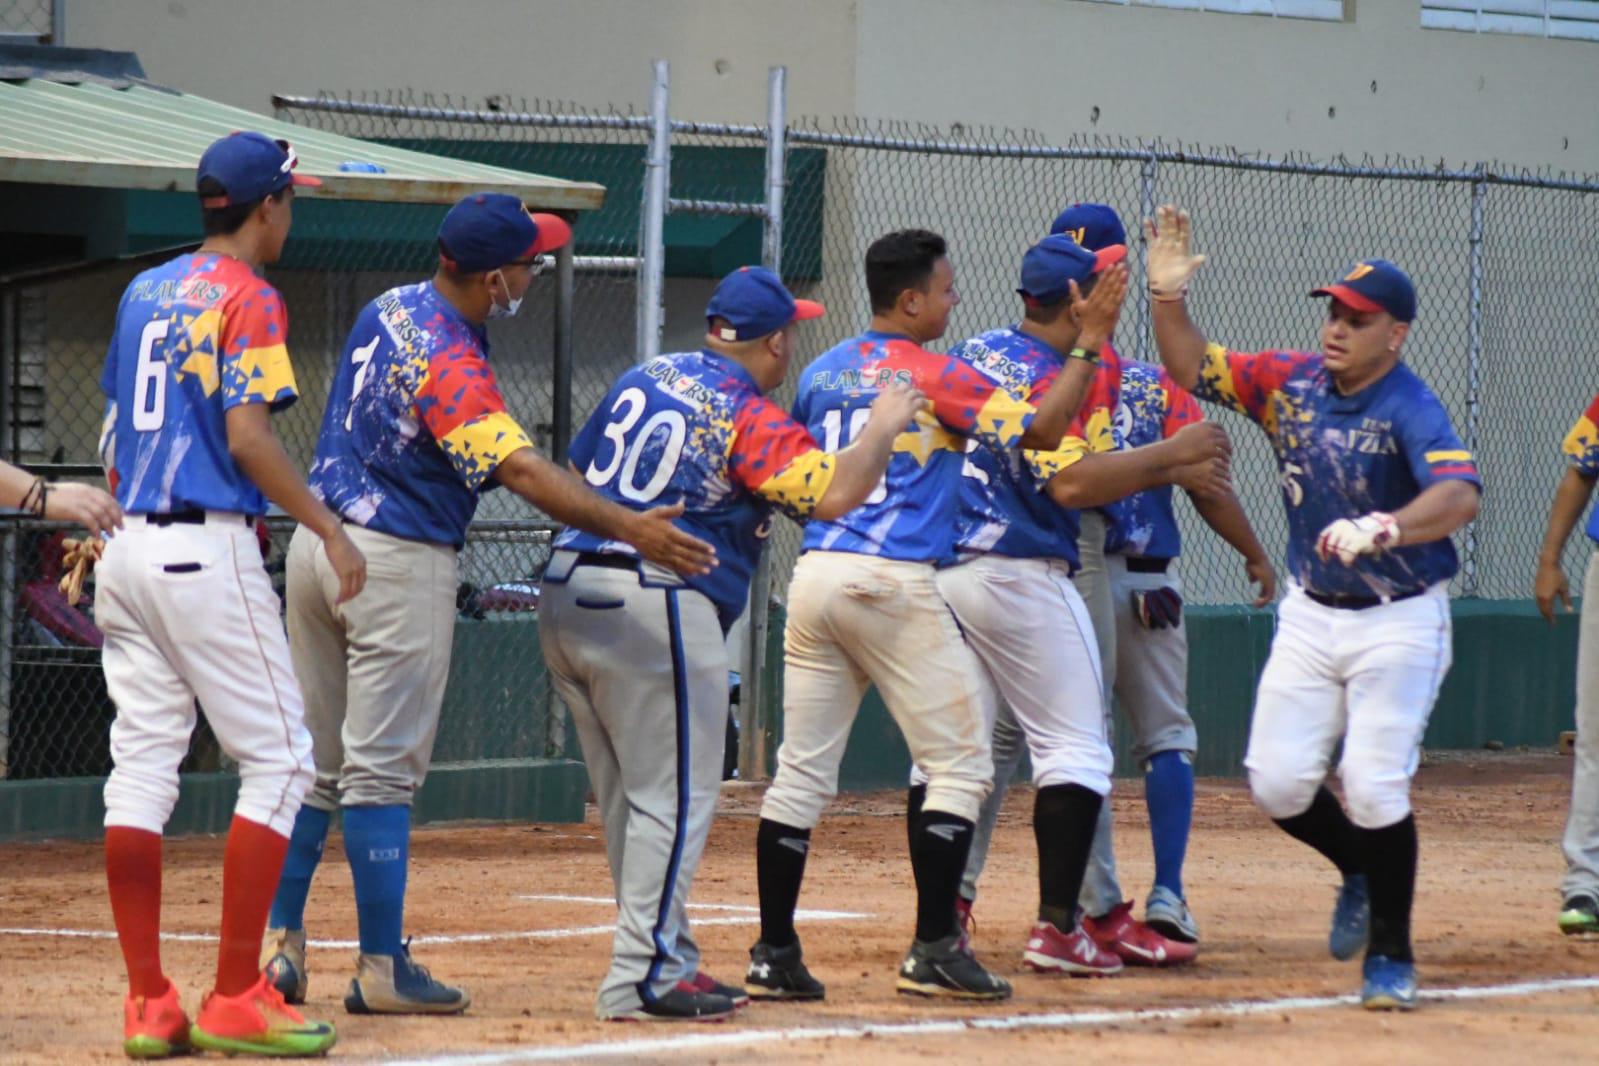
[
  {"left": 324, "top": 526, "right": 368, "bottom": 603},
  {"left": 44, "top": 481, "right": 123, "bottom": 538},
  {"left": 1245, "top": 555, "right": 1277, "bottom": 607},
  {"left": 1173, "top": 455, "right": 1232, "bottom": 498},
  {"left": 1069, "top": 263, "right": 1129, "bottom": 347},
  {"left": 1144, "top": 205, "right": 1207, "bottom": 301},
  {"left": 867, "top": 381, "right": 932, "bottom": 433},
  {"left": 1168, "top": 422, "right": 1231, "bottom": 467},
  {"left": 626, "top": 502, "right": 719, "bottom": 577},
  {"left": 1535, "top": 558, "right": 1573, "bottom": 623}
]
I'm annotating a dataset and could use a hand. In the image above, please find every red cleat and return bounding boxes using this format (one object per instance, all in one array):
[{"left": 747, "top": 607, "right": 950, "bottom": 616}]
[
  {"left": 1022, "top": 920, "right": 1124, "bottom": 976},
  {"left": 1083, "top": 900, "right": 1197, "bottom": 967},
  {"left": 123, "top": 980, "right": 190, "bottom": 1059}
]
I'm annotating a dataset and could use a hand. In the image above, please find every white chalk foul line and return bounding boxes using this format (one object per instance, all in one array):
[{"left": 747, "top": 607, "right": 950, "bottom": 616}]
[
  {"left": 374, "top": 975, "right": 1599, "bottom": 1066},
  {"left": 515, "top": 893, "right": 868, "bottom": 921},
  {"left": 0, "top": 906, "right": 868, "bottom": 951}
]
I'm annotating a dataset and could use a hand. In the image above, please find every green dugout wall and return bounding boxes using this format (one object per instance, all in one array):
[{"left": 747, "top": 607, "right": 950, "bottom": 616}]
[{"left": 0, "top": 600, "right": 1579, "bottom": 840}]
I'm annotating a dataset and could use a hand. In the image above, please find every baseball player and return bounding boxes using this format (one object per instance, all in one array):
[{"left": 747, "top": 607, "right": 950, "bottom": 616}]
[
  {"left": 1533, "top": 393, "right": 1599, "bottom": 935},
  {"left": 260, "top": 193, "right": 718, "bottom": 1016},
  {"left": 542, "top": 266, "right": 924, "bottom": 1021},
  {"left": 98, "top": 131, "right": 354, "bottom": 1058},
  {"left": 1, "top": 462, "right": 121, "bottom": 536},
  {"left": 1147, "top": 205, "right": 1482, "bottom": 1010},
  {"left": 748, "top": 229, "right": 1121, "bottom": 1003},
  {"left": 906, "top": 234, "right": 1233, "bottom": 979}
]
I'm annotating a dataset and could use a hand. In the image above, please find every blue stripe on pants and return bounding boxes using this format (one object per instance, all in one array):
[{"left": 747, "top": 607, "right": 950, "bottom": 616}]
[{"left": 637, "top": 588, "right": 691, "bottom": 1006}]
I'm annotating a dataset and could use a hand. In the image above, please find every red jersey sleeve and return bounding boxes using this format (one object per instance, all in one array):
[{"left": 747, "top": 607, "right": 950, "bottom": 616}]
[
  {"left": 728, "top": 394, "right": 836, "bottom": 518},
  {"left": 415, "top": 343, "right": 534, "bottom": 491}
]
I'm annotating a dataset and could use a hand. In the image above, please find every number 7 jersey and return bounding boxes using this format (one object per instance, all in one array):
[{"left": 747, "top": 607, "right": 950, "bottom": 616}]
[
  {"left": 100, "top": 252, "right": 298, "bottom": 516},
  {"left": 557, "top": 349, "right": 837, "bottom": 630}
]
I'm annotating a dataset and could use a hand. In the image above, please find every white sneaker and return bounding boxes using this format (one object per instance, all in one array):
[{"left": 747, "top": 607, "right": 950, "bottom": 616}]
[{"left": 1144, "top": 886, "right": 1199, "bottom": 944}]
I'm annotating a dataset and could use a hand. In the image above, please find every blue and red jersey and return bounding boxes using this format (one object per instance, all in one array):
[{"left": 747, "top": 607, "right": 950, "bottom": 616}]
[
  {"left": 793, "top": 331, "right": 1042, "bottom": 562},
  {"left": 558, "top": 349, "right": 836, "bottom": 629},
  {"left": 949, "top": 328, "right": 1120, "bottom": 567},
  {"left": 309, "top": 282, "right": 533, "bottom": 547},
  {"left": 1103, "top": 361, "right": 1204, "bottom": 560},
  {"left": 1194, "top": 343, "right": 1481, "bottom": 597},
  {"left": 99, "top": 253, "right": 297, "bottom": 516},
  {"left": 1562, "top": 392, "right": 1599, "bottom": 545}
]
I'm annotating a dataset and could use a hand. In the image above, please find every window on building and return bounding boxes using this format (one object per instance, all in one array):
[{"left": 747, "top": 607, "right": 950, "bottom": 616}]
[
  {"left": 1078, "top": 0, "right": 1345, "bottom": 20},
  {"left": 1422, "top": 1, "right": 1599, "bottom": 41}
]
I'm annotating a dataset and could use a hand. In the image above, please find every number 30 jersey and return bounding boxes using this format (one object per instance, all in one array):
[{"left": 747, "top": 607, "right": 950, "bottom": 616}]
[
  {"left": 309, "top": 281, "right": 535, "bottom": 548},
  {"left": 100, "top": 252, "right": 298, "bottom": 516},
  {"left": 557, "top": 349, "right": 837, "bottom": 629}
]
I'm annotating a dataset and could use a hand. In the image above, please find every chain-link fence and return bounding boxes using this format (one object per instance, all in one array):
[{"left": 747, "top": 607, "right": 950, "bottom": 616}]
[
  {"left": 0, "top": 0, "right": 53, "bottom": 39},
  {"left": 7, "top": 85, "right": 1599, "bottom": 786}
]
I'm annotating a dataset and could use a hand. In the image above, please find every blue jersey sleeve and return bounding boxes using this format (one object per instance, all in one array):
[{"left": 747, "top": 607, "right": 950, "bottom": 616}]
[
  {"left": 1397, "top": 393, "right": 1481, "bottom": 492},
  {"left": 566, "top": 392, "right": 611, "bottom": 476}
]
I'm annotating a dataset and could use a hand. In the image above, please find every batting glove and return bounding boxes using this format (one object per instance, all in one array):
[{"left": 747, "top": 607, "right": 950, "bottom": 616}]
[
  {"left": 1132, "top": 586, "right": 1184, "bottom": 630},
  {"left": 1315, "top": 512, "right": 1400, "bottom": 567},
  {"left": 1144, "top": 205, "right": 1207, "bottom": 302}
]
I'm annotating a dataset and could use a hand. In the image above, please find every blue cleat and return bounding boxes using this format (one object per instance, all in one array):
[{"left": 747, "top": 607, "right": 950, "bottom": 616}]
[
  {"left": 1329, "top": 874, "right": 1370, "bottom": 961},
  {"left": 1361, "top": 954, "right": 1417, "bottom": 1011}
]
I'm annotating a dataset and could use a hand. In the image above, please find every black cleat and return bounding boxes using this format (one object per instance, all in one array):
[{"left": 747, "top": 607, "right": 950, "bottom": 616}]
[
  {"left": 745, "top": 939, "right": 826, "bottom": 1001},
  {"left": 609, "top": 981, "right": 736, "bottom": 1022},
  {"left": 895, "top": 933, "right": 1012, "bottom": 1000}
]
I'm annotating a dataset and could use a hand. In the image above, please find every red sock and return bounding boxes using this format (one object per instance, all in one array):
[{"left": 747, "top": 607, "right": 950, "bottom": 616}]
[
  {"left": 215, "top": 815, "right": 291, "bottom": 996},
  {"left": 105, "top": 827, "right": 168, "bottom": 999}
]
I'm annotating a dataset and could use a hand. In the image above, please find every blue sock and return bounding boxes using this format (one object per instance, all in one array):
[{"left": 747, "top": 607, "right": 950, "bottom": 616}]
[
  {"left": 268, "top": 805, "right": 332, "bottom": 931},
  {"left": 1144, "top": 750, "right": 1194, "bottom": 899},
  {"left": 342, "top": 805, "right": 410, "bottom": 956}
]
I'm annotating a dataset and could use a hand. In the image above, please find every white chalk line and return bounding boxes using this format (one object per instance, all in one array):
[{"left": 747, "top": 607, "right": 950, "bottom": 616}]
[
  {"left": 0, "top": 904, "right": 867, "bottom": 950},
  {"left": 374, "top": 975, "right": 1599, "bottom": 1066},
  {"left": 516, "top": 893, "right": 867, "bottom": 920}
]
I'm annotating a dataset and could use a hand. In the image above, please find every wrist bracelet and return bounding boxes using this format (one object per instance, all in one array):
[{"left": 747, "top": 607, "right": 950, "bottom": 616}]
[{"left": 1067, "top": 346, "right": 1100, "bottom": 365}]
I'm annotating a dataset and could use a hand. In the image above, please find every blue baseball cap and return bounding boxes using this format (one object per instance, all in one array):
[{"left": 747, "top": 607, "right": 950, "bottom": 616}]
[
  {"left": 1049, "top": 202, "right": 1128, "bottom": 251},
  {"left": 437, "top": 193, "right": 572, "bottom": 273},
  {"left": 1017, "top": 234, "right": 1127, "bottom": 305},
  {"left": 1311, "top": 259, "right": 1416, "bottom": 322},
  {"left": 197, "top": 131, "right": 320, "bottom": 207},
  {"left": 705, "top": 266, "right": 825, "bottom": 341}
]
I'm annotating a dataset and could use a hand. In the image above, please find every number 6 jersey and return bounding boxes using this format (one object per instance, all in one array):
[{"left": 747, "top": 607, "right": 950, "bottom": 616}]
[
  {"left": 556, "top": 349, "right": 837, "bottom": 630},
  {"left": 309, "top": 281, "right": 535, "bottom": 547},
  {"left": 100, "top": 252, "right": 298, "bottom": 515}
]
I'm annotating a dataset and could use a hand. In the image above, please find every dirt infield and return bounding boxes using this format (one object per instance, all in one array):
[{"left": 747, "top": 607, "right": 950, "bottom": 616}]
[{"left": 3, "top": 751, "right": 1597, "bottom": 1063}]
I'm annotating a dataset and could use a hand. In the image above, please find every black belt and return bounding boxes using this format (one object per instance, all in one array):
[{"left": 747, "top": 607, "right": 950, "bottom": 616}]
[
  {"left": 574, "top": 551, "right": 641, "bottom": 572},
  {"left": 1124, "top": 556, "right": 1171, "bottom": 574},
  {"left": 143, "top": 509, "right": 249, "bottom": 527},
  {"left": 1305, "top": 587, "right": 1426, "bottom": 611}
]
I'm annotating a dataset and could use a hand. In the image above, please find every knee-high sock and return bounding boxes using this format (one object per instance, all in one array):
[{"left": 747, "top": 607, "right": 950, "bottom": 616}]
[
  {"left": 1035, "top": 784, "right": 1102, "bottom": 931},
  {"left": 1361, "top": 815, "right": 1418, "bottom": 962},
  {"left": 1273, "top": 785, "right": 1363, "bottom": 877},
  {"left": 1144, "top": 751, "right": 1194, "bottom": 897},
  {"left": 106, "top": 827, "right": 167, "bottom": 999},
  {"left": 906, "top": 783, "right": 926, "bottom": 862},
  {"left": 267, "top": 805, "right": 331, "bottom": 932},
  {"left": 217, "top": 816, "right": 291, "bottom": 996},
  {"left": 910, "top": 809, "right": 975, "bottom": 943},
  {"left": 755, "top": 818, "right": 812, "bottom": 948},
  {"left": 343, "top": 805, "right": 410, "bottom": 957}
]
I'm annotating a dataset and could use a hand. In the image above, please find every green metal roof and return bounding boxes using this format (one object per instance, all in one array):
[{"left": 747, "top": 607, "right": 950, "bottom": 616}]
[{"left": 0, "top": 59, "right": 604, "bottom": 211}]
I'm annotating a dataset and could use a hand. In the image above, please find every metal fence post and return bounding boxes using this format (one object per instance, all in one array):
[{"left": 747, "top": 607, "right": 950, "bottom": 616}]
[
  {"left": 638, "top": 61, "right": 670, "bottom": 363},
  {"left": 1137, "top": 148, "right": 1159, "bottom": 363},
  {"left": 739, "top": 66, "right": 787, "bottom": 781},
  {"left": 1464, "top": 171, "right": 1486, "bottom": 596},
  {"left": 0, "top": 290, "right": 15, "bottom": 777},
  {"left": 551, "top": 240, "right": 576, "bottom": 464}
]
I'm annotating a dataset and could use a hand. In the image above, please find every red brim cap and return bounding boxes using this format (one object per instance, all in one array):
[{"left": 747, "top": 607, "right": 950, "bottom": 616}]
[
  {"left": 1093, "top": 244, "right": 1128, "bottom": 271},
  {"left": 530, "top": 213, "right": 574, "bottom": 255},
  {"left": 1310, "top": 284, "right": 1383, "bottom": 314},
  {"left": 791, "top": 298, "right": 826, "bottom": 322},
  {"left": 291, "top": 173, "right": 322, "bottom": 188}
]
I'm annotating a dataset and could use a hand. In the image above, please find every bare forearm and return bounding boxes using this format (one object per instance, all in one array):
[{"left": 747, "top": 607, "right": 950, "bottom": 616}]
[
  {"left": 1047, "top": 439, "right": 1188, "bottom": 510},
  {"left": 1539, "top": 468, "right": 1597, "bottom": 564},
  {"left": 1191, "top": 487, "right": 1268, "bottom": 564},
  {"left": 815, "top": 427, "right": 896, "bottom": 521},
  {"left": 1020, "top": 355, "right": 1098, "bottom": 451},
  {"left": 0, "top": 461, "right": 35, "bottom": 508},
  {"left": 495, "top": 447, "right": 637, "bottom": 541},
  {"left": 228, "top": 423, "right": 340, "bottom": 538},
  {"left": 1151, "top": 300, "right": 1208, "bottom": 392},
  {"left": 1391, "top": 479, "right": 1480, "bottom": 546}
]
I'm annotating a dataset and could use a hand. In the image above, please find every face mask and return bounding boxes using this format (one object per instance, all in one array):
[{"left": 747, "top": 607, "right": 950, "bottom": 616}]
[{"left": 487, "top": 272, "right": 524, "bottom": 320}]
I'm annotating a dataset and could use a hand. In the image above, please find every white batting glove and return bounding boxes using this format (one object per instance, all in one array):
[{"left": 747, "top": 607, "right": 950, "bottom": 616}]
[
  {"left": 1315, "top": 512, "right": 1401, "bottom": 567},
  {"left": 1144, "top": 205, "right": 1207, "bottom": 302}
]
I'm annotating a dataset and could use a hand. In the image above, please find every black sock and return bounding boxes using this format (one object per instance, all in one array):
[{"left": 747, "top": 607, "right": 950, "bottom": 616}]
[
  {"left": 756, "top": 818, "right": 811, "bottom": 948},
  {"left": 910, "top": 808, "right": 975, "bottom": 943},
  {"left": 1274, "top": 786, "right": 1363, "bottom": 877},
  {"left": 1034, "top": 783, "right": 1103, "bottom": 931},
  {"left": 906, "top": 784, "right": 927, "bottom": 860},
  {"left": 1360, "top": 815, "right": 1417, "bottom": 962}
]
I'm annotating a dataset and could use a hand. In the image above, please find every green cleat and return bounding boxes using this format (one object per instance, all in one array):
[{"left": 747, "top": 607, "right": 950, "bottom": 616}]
[
  {"left": 1558, "top": 894, "right": 1599, "bottom": 935},
  {"left": 122, "top": 981, "right": 191, "bottom": 1060},
  {"left": 189, "top": 973, "right": 336, "bottom": 1058}
]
